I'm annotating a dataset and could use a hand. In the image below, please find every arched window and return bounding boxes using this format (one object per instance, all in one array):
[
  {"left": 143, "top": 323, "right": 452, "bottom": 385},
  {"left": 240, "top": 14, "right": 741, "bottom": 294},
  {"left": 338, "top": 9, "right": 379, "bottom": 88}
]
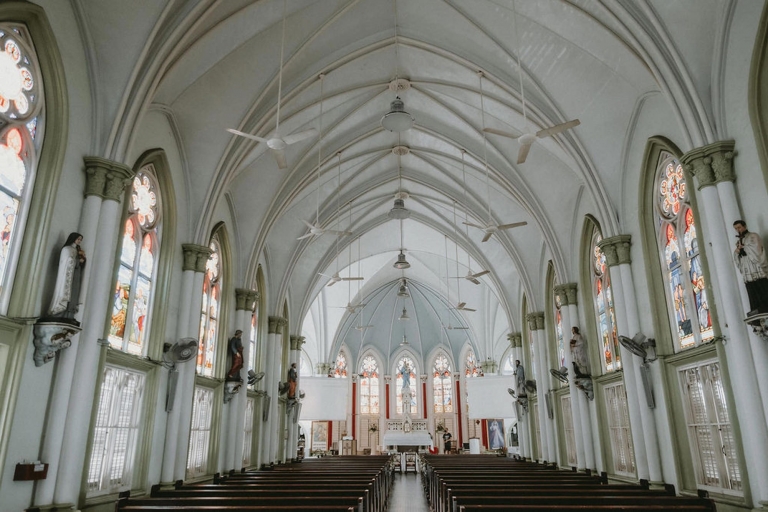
[
  {"left": 465, "top": 349, "right": 481, "bottom": 378},
  {"left": 197, "top": 236, "right": 221, "bottom": 376},
  {"left": 0, "top": 24, "right": 44, "bottom": 310},
  {"left": 554, "top": 292, "right": 565, "bottom": 368},
  {"left": 108, "top": 166, "right": 161, "bottom": 354},
  {"left": 333, "top": 350, "right": 348, "bottom": 378},
  {"left": 592, "top": 228, "right": 621, "bottom": 372},
  {"left": 395, "top": 355, "right": 417, "bottom": 415},
  {"left": 433, "top": 354, "right": 453, "bottom": 413},
  {"left": 654, "top": 154, "right": 714, "bottom": 349},
  {"left": 501, "top": 353, "right": 515, "bottom": 375},
  {"left": 359, "top": 355, "right": 379, "bottom": 414}
]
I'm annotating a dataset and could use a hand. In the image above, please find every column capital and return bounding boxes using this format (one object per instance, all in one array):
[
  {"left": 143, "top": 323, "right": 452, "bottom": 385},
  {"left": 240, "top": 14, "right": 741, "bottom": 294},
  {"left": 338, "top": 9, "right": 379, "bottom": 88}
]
[
  {"left": 563, "top": 283, "right": 578, "bottom": 305},
  {"left": 316, "top": 362, "right": 332, "bottom": 375},
  {"left": 526, "top": 312, "right": 545, "bottom": 331},
  {"left": 598, "top": 235, "right": 632, "bottom": 266},
  {"left": 507, "top": 332, "right": 522, "bottom": 348},
  {"left": 553, "top": 285, "right": 568, "bottom": 306},
  {"left": 681, "top": 140, "right": 736, "bottom": 189},
  {"left": 268, "top": 316, "right": 288, "bottom": 334},
  {"left": 420, "top": 374, "right": 428, "bottom": 384},
  {"left": 83, "top": 156, "right": 134, "bottom": 201},
  {"left": 235, "top": 288, "right": 258, "bottom": 311},
  {"left": 384, "top": 375, "right": 392, "bottom": 384},
  {"left": 289, "top": 335, "right": 306, "bottom": 350},
  {"left": 181, "top": 244, "right": 213, "bottom": 272}
]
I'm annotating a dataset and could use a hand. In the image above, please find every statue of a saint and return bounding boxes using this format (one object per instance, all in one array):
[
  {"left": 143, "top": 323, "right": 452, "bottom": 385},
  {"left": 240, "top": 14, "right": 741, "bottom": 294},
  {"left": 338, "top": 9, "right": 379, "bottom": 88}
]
[
  {"left": 226, "top": 330, "right": 243, "bottom": 381},
  {"left": 399, "top": 361, "right": 412, "bottom": 390},
  {"left": 570, "top": 327, "right": 591, "bottom": 377},
  {"left": 48, "top": 232, "right": 86, "bottom": 324},
  {"left": 733, "top": 220, "right": 768, "bottom": 315},
  {"left": 514, "top": 359, "right": 526, "bottom": 396},
  {"left": 287, "top": 362, "right": 298, "bottom": 399}
]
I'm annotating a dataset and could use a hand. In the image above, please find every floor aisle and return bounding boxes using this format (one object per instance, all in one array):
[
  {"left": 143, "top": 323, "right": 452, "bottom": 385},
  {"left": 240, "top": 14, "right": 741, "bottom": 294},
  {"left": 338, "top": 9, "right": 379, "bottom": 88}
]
[{"left": 387, "top": 472, "right": 430, "bottom": 512}]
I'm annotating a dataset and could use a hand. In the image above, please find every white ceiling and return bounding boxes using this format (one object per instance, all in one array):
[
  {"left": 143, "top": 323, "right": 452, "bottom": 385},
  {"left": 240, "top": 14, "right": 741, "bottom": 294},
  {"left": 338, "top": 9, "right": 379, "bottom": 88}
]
[{"left": 76, "top": 0, "right": 734, "bottom": 369}]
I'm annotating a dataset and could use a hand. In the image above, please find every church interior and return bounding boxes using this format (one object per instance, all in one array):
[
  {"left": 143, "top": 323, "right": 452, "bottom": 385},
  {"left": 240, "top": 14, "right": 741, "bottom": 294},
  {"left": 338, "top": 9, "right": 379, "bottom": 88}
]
[{"left": 1, "top": 0, "right": 768, "bottom": 510}]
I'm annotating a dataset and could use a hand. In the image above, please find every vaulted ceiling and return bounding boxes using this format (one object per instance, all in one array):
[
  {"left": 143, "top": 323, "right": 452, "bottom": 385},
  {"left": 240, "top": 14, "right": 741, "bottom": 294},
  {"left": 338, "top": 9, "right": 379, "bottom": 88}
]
[{"left": 79, "top": 0, "right": 729, "bottom": 368}]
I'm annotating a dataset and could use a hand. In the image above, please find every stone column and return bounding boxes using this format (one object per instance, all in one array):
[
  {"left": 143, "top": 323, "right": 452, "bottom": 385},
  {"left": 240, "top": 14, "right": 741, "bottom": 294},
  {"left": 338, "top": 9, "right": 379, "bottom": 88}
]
[
  {"left": 53, "top": 160, "right": 134, "bottom": 506},
  {"left": 563, "top": 283, "right": 596, "bottom": 471},
  {"left": 554, "top": 286, "right": 585, "bottom": 470},
  {"left": 34, "top": 159, "right": 124, "bottom": 506},
  {"left": 173, "top": 244, "right": 211, "bottom": 480},
  {"left": 229, "top": 289, "right": 258, "bottom": 471},
  {"left": 527, "top": 312, "right": 549, "bottom": 461},
  {"left": 287, "top": 334, "right": 305, "bottom": 461},
  {"left": 262, "top": 316, "right": 286, "bottom": 465},
  {"left": 537, "top": 312, "right": 558, "bottom": 463},
  {"left": 598, "top": 237, "right": 651, "bottom": 481},
  {"left": 682, "top": 145, "right": 768, "bottom": 503},
  {"left": 507, "top": 332, "right": 527, "bottom": 458}
]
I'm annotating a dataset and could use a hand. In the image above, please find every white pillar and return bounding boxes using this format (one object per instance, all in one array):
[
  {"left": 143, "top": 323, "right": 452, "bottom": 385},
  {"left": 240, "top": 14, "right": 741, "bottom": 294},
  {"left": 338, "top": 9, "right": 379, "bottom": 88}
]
[
  {"left": 262, "top": 317, "right": 285, "bottom": 465},
  {"left": 598, "top": 238, "right": 650, "bottom": 481},
  {"left": 174, "top": 267, "right": 207, "bottom": 481},
  {"left": 555, "top": 287, "right": 585, "bottom": 470},
  {"left": 35, "top": 163, "right": 107, "bottom": 506},
  {"left": 161, "top": 265, "right": 197, "bottom": 483},
  {"left": 54, "top": 162, "right": 134, "bottom": 505},
  {"left": 527, "top": 313, "right": 549, "bottom": 462},
  {"left": 683, "top": 145, "right": 768, "bottom": 503},
  {"left": 232, "top": 289, "right": 257, "bottom": 471},
  {"left": 566, "top": 293, "right": 596, "bottom": 471}
]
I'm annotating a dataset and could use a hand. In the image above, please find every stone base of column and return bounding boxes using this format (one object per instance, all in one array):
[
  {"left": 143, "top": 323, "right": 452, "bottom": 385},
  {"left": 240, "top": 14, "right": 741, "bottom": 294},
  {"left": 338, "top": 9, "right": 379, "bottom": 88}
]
[{"left": 28, "top": 502, "right": 75, "bottom": 511}]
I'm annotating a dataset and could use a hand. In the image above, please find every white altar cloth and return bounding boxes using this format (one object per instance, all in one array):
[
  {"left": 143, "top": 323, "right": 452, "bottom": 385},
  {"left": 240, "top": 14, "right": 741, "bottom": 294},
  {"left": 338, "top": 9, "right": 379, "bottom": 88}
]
[{"left": 382, "top": 431, "right": 433, "bottom": 447}]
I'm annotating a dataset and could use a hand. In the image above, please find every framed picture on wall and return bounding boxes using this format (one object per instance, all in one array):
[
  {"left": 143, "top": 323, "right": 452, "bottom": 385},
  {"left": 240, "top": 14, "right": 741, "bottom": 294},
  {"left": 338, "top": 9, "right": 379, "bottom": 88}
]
[
  {"left": 312, "top": 421, "right": 328, "bottom": 451},
  {"left": 487, "top": 418, "right": 505, "bottom": 450}
]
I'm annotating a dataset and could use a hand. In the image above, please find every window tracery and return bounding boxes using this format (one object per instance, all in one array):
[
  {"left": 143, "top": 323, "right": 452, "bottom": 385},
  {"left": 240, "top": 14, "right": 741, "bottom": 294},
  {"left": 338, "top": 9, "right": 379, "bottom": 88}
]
[
  {"left": 654, "top": 154, "right": 713, "bottom": 349},
  {"left": 334, "top": 351, "right": 348, "bottom": 378},
  {"left": 465, "top": 349, "right": 481, "bottom": 378},
  {"left": 592, "top": 229, "right": 621, "bottom": 372},
  {"left": 109, "top": 166, "right": 161, "bottom": 354},
  {"left": 395, "top": 355, "right": 417, "bottom": 415},
  {"left": 197, "top": 236, "right": 221, "bottom": 376},
  {"left": 359, "top": 355, "right": 379, "bottom": 414},
  {"left": 433, "top": 354, "right": 453, "bottom": 413}
]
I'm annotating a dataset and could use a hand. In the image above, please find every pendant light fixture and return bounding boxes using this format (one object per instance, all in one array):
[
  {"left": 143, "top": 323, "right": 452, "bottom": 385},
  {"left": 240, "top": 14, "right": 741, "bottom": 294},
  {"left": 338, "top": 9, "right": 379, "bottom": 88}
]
[
  {"left": 399, "top": 306, "right": 410, "bottom": 321},
  {"left": 381, "top": 0, "right": 414, "bottom": 132},
  {"left": 388, "top": 144, "right": 411, "bottom": 219},
  {"left": 393, "top": 249, "right": 410, "bottom": 269},
  {"left": 397, "top": 277, "right": 410, "bottom": 298},
  {"left": 400, "top": 334, "right": 409, "bottom": 346}
]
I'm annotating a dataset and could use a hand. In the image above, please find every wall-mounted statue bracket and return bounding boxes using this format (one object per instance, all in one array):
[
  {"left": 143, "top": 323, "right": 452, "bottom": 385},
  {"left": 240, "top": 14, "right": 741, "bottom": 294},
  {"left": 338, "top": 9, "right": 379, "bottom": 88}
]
[{"left": 33, "top": 320, "right": 81, "bottom": 367}]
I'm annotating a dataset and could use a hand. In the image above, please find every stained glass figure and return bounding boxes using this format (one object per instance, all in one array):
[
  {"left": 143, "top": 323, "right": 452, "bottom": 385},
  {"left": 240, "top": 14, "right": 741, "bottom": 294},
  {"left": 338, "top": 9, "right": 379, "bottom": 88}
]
[
  {"left": 109, "top": 165, "right": 161, "bottom": 355},
  {"left": 465, "top": 350, "right": 481, "bottom": 378},
  {"left": 197, "top": 236, "right": 221, "bottom": 376},
  {"left": 395, "top": 355, "right": 417, "bottom": 414},
  {"left": 360, "top": 355, "right": 379, "bottom": 414},
  {"left": 654, "top": 152, "right": 714, "bottom": 349},
  {"left": 592, "top": 230, "right": 621, "bottom": 372},
  {"left": 433, "top": 354, "right": 453, "bottom": 413},
  {"left": 554, "top": 292, "right": 565, "bottom": 369}
]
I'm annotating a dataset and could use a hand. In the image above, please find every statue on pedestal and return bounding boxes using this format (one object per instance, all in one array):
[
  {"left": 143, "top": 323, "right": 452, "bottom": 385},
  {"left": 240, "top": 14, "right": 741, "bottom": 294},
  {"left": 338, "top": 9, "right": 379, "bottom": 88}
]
[
  {"left": 47, "top": 232, "right": 86, "bottom": 325},
  {"left": 733, "top": 220, "right": 768, "bottom": 315},
  {"left": 570, "top": 327, "right": 594, "bottom": 400},
  {"left": 226, "top": 330, "right": 244, "bottom": 381}
]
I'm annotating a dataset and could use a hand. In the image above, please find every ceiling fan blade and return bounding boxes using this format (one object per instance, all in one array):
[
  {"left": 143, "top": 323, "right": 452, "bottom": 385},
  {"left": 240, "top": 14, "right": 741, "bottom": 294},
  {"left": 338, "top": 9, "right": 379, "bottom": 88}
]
[
  {"left": 482, "top": 231, "right": 493, "bottom": 243},
  {"left": 282, "top": 128, "right": 318, "bottom": 145},
  {"left": 536, "top": 119, "right": 580, "bottom": 138},
  {"left": 301, "top": 219, "right": 317, "bottom": 229},
  {"left": 497, "top": 221, "right": 528, "bottom": 230},
  {"left": 325, "top": 230, "right": 353, "bottom": 237},
  {"left": 318, "top": 273, "right": 333, "bottom": 278},
  {"left": 451, "top": 326, "right": 469, "bottom": 330},
  {"left": 296, "top": 233, "right": 315, "bottom": 240},
  {"left": 471, "top": 270, "right": 490, "bottom": 278},
  {"left": 326, "top": 280, "right": 337, "bottom": 287},
  {"left": 226, "top": 128, "right": 270, "bottom": 143},
  {"left": 457, "top": 302, "right": 466, "bottom": 309},
  {"left": 462, "top": 307, "right": 477, "bottom": 312},
  {"left": 483, "top": 127, "right": 521, "bottom": 139},
  {"left": 468, "top": 278, "right": 481, "bottom": 285},
  {"left": 462, "top": 221, "right": 486, "bottom": 230},
  {"left": 517, "top": 142, "right": 532, "bottom": 164},
  {"left": 341, "top": 277, "right": 364, "bottom": 281},
  {"left": 272, "top": 148, "right": 287, "bottom": 169}
]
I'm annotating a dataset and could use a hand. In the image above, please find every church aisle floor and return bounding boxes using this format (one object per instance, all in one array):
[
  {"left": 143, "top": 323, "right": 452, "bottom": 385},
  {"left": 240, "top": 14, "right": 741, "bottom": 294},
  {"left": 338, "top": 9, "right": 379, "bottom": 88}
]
[{"left": 387, "top": 472, "right": 429, "bottom": 512}]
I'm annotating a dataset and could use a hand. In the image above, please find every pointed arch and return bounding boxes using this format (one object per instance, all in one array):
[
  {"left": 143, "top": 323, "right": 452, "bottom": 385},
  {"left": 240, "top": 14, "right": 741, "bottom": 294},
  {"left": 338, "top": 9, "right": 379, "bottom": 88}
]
[
  {"left": 432, "top": 350, "right": 453, "bottom": 414},
  {"left": 393, "top": 350, "right": 418, "bottom": 415},
  {"left": 358, "top": 351, "right": 380, "bottom": 415}
]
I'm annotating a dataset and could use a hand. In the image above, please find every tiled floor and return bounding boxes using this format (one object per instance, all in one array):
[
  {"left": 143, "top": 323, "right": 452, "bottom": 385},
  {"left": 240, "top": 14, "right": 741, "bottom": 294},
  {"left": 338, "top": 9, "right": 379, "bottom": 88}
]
[{"left": 387, "top": 472, "right": 429, "bottom": 512}]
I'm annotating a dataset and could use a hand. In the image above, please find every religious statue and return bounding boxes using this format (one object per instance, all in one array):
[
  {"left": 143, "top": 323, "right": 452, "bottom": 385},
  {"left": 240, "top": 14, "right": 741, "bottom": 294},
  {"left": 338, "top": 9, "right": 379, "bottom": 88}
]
[
  {"left": 569, "top": 327, "right": 591, "bottom": 377},
  {"left": 514, "top": 359, "right": 526, "bottom": 396},
  {"left": 48, "top": 232, "right": 86, "bottom": 325},
  {"left": 287, "top": 362, "right": 298, "bottom": 399},
  {"left": 399, "top": 361, "right": 412, "bottom": 389},
  {"left": 733, "top": 220, "right": 768, "bottom": 315},
  {"left": 226, "top": 330, "right": 243, "bottom": 381}
]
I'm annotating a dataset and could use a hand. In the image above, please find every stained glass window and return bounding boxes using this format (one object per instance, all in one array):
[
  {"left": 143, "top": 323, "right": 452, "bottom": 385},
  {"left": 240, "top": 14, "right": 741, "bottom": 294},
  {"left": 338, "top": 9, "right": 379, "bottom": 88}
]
[
  {"left": 465, "top": 349, "right": 481, "bottom": 378},
  {"left": 334, "top": 351, "right": 348, "bottom": 378},
  {"left": 197, "top": 237, "right": 221, "bottom": 376},
  {"left": 359, "top": 355, "right": 379, "bottom": 414},
  {"left": 433, "top": 354, "right": 453, "bottom": 413},
  {"left": 248, "top": 292, "right": 258, "bottom": 377},
  {"left": 395, "top": 355, "right": 417, "bottom": 415},
  {"left": 592, "top": 229, "right": 621, "bottom": 372},
  {"left": 0, "top": 24, "right": 44, "bottom": 310},
  {"left": 109, "top": 166, "right": 161, "bottom": 354},
  {"left": 655, "top": 153, "right": 714, "bottom": 349}
]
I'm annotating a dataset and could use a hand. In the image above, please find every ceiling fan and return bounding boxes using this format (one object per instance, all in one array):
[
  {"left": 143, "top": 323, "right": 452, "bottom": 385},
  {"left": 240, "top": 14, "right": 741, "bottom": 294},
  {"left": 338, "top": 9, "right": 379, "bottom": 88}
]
[
  {"left": 454, "top": 302, "right": 476, "bottom": 313},
  {"left": 335, "top": 301, "right": 367, "bottom": 314},
  {"left": 226, "top": 0, "right": 317, "bottom": 169},
  {"left": 445, "top": 233, "right": 476, "bottom": 313},
  {"left": 466, "top": 72, "right": 528, "bottom": 243},
  {"left": 319, "top": 271, "right": 362, "bottom": 287},
  {"left": 481, "top": 2, "right": 578, "bottom": 164},
  {"left": 449, "top": 269, "right": 490, "bottom": 285}
]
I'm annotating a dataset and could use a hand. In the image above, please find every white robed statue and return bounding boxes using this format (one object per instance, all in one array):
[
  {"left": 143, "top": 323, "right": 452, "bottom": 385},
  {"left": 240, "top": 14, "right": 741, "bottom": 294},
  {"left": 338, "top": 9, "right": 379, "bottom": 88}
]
[{"left": 48, "top": 232, "right": 86, "bottom": 324}]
